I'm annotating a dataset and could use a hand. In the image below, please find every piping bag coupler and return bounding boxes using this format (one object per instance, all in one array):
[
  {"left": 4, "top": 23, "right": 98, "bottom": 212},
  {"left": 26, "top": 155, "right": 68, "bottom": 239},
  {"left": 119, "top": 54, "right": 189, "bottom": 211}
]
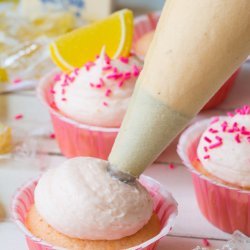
[{"left": 109, "top": 0, "right": 250, "bottom": 179}]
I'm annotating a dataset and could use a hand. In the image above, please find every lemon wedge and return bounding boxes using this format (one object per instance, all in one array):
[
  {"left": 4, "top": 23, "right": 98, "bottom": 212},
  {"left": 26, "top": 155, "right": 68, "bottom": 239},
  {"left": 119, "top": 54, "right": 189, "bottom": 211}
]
[
  {"left": 0, "top": 68, "right": 8, "bottom": 83},
  {"left": 0, "top": 123, "right": 12, "bottom": 154},
  {"left": 50, "top": 9, "right": 133, "bottom": 72}
]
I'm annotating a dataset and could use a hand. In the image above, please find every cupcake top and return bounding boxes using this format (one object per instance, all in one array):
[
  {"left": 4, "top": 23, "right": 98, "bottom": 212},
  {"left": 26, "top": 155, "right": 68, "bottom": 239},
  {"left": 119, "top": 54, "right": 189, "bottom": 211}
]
[
  {"left": 197, "top": 105, "right": 250, "bottom": 187},
  {"left": 52, "top": 50, "right": 142, "bottom": 127},
  {"left": 34, "top": 157, "right": 153, "bottom": 240}
]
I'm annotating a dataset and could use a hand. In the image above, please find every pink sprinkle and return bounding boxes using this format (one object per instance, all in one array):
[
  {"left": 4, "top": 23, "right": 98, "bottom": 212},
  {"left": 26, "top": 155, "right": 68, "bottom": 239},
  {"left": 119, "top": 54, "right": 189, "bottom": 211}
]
[
  {"left": 103, "top": 102, "right": 108, "bottom": 106},
  {"left": 50, "top": 88, "right": 56, "bottom": 94},
  {"left": 169, "top": 164, "right": 175, "bottom": 170},
  {"left": 99, "top": 78, "right": 105, "bottom": 86},
  {"left": 235, "top": 134, "right": 241, "bottom": 143},
  {"left": 215, "top": 136, "right": 222, "bottom": 141},
  {"left": 61, "top": 89, "right": 66, "bottom": 95},
  {"left": 243, "top": 105, "right": 250, "bottom": 114},
  {"left": 247, "top": 137, "right": 250, "bottom": 142},
  {"left": 68, "top": 76, "right": 75, "bottom": 82},
  {"left": 209, "top": 128, "right": 218, "bottom": 133},
  {"left": 202, "top": 238, "right": 210, "bottom": 247},
  {"left": 124, "top": 72, "right": 132, "bottom": 80},
  {"left": 209, "top": 141, "right": 223, "bottom": 149},
  {"left": 85, "top": 61, "right": 95, "bottom": 71},
  {"left": 241, "top": 126, "right": 250, "bottom": 135},
  {"left": 105, "top": 54, "right": 111, "bottom": 64},
  {"left": 113, "top": 67, "right": 118, "bottom": 73},
  {"left": 74, "top": 68, "right": 79, "bottom": 75},
  {"left": 96, "top": 55, "right": 100, "bottom": 59},
  {"left": 210, "top": 116, "right": 219, "bottom": 124},
  {"left": 13, "top": 78, "right": 22, "bottom": 84},
  {"left": 203, "top": 155, "right": 210, "bottom": 159},
  {"left": 233, "top": 122, "right": 240, "bottom": 131},
  {"left": 102, "top": 66, "right": 112, "bottom": 71},
  {"left": 107, "top": 73, "right": 123, "bottom": 80},
  {"left": 221, "top": 121, "right": 228, "bottom": 132},
  {"left": 204, "top": 146, "right": 208, "bottom": 152},
  {"left": 227, "top": 112, "right": 234, "bottom": 117},
  {"left": 90, "top": 83, "right": 95, "bottom": 88},
  {"left": 62, "top": 98, "right": 67, "bottom": 102},
  {"left": 120, "top": 56, "right": 129, "bottom": 64},
  {"left": 204, "top": 136, "right": 212, "bottom": 143},
  {"left": 96, "top": 84, "right": 102, "bottom": 88},
  {"left": 105, "top": 89, "right": 112, "bottom": 97},
  {"left": 133, "top": 65, "right": 141, "bottom": 76},
  {"left": 54, "top": 74, "right": 61, "bottom": 82},
  {"left": 14, "top": 114, "right": 23, "bottom": 120},
  {"left": 118, "top": 81, "right": 124, "bottom": 87},
  {"left": 49, "top": 133, "right": 55, "bottom": 139}
]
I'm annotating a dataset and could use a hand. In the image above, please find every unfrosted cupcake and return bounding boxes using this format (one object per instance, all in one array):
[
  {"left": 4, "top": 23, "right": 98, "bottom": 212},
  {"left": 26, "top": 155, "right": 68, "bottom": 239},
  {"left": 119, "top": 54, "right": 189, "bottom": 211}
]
[
  {"left": 38, "top": 51, "right": 142, "bottom": 158},
  {"left": 178, "top": 105, "right": 250, "bottom": 235},
  {"left": 12, "top": 157, "right": 178, "bottom": 250}
]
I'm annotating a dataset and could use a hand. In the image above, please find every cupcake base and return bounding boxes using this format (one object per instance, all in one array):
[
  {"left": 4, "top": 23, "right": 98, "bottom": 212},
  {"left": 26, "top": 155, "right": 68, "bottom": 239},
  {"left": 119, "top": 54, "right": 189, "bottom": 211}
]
[
  {"left": 178, "top": 119, "right": 250, "bottom": 236},
  {"left": 26, "top": 206, "right": 161, "bottom": 250}
]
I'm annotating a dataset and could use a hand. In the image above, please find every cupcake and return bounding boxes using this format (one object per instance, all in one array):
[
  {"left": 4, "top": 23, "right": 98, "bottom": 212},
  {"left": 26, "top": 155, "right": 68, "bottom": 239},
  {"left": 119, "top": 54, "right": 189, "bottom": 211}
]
[
  {"left": 133, "top": 12, "right": 240, "bottom": 110},
  {"left": 38, "top": 51, "right": 142, "bottom": 159},
  {"left": 12, "top": 157, "right": 178, "bottom": 250},
  {"left": 178, "top": 105, "right": 250, "bottom": 235}
]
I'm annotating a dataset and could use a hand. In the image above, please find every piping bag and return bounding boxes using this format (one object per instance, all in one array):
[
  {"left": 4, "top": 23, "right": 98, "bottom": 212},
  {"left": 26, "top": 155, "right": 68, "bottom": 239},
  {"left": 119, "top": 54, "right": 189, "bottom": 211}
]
[{"left": 108, "top": 0, "right": 250, "bottom": 180}]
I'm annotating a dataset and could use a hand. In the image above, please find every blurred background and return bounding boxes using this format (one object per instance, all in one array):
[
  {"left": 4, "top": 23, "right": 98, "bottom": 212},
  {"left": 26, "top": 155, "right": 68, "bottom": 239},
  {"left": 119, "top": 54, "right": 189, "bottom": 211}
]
[{"left": 0, "top": 0, "right": 164, "bottom": 88}]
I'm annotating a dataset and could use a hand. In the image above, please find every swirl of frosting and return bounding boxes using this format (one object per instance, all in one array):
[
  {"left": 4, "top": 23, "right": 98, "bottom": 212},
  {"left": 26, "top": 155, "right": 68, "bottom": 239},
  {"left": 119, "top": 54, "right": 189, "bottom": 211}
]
[
  {"left": 53, "top": 52, "right": 142, "bottom": 127},
  {"left": 197, "top": 106, "right": 250, "bottom": 187},
  {"left": 34, "top": 157, "right": 153, "bottom": 240}
]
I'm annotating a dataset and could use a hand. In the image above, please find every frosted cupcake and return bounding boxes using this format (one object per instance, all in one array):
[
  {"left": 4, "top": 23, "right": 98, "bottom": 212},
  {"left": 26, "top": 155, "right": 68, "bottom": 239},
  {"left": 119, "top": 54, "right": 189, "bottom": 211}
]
[
  {"left": 12, "top": 157, "right": 178, "bottom": 250},
  {"left": 178, "top": 105, "right": 250, "bottom": 235},
  {"left": 38, "top": 51, "right": 142, "bottom": 158}
]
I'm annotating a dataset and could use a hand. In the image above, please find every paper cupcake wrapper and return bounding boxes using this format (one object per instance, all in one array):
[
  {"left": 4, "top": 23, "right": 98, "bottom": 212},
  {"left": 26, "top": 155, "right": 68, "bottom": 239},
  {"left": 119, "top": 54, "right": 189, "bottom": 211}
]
[
  {"left": 133, "top": 11, "right": 160, "bottom": 51},
  {"left": 12, "top": 175, "right": 178, "bottom": 250},
  {"left": 177, "top": 119, "right": 250, "bottom": 235},
  {"left": 202, "top": 69, "right": 240, "bottom": 110}
]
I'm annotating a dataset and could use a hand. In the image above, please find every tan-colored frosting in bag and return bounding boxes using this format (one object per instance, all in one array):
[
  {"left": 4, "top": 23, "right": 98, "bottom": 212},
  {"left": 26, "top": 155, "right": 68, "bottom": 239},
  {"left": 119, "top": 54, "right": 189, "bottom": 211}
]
[{"left": 109, "top": 0, "right": 250, "bottom": 177}]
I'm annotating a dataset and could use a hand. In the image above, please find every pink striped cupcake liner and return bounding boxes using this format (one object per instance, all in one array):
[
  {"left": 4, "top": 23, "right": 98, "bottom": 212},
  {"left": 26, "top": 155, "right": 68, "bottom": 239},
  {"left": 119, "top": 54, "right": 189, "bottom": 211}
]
[
  {"left": 132, "top": 11, "right": 160, "bottom": 51},
  {"left": 12, "top": 175, "right": 178, "bottom": 250},
  {"left": 177, "top": 119, "right": 250, "bottom": 236}
]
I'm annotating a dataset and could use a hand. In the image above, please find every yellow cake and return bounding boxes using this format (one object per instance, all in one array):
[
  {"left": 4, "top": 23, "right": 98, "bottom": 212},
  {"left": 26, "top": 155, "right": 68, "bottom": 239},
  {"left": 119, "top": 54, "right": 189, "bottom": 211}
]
[{"left": 26, "top": 205, "right": 161, "bottom": 250}]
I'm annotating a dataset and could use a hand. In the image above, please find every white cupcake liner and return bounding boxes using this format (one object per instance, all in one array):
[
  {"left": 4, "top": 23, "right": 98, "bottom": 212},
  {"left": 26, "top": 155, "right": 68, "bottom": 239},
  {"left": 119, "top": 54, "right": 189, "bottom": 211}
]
[{"left": 12, "top": 175, "right": 178, "bottom": 250}]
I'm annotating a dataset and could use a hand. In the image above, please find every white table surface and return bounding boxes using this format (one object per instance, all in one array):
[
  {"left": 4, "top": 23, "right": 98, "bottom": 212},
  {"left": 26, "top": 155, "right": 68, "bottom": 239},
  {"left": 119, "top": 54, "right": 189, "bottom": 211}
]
[{"left": 0, "top": 61, "right": 250, "bottom": 250}]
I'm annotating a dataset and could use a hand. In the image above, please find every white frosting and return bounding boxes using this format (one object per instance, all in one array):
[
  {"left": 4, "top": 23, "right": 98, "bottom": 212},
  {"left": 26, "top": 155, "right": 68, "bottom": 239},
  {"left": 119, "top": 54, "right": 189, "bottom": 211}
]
[
  {"left": 34, "top": 157, "right": 153, "bottom": 240},
  {"left": 53, "top": 54, "right": 142, "bottom": 127},
  {"left": 197, "top": 114, "right": 250, "bottom": 187}
]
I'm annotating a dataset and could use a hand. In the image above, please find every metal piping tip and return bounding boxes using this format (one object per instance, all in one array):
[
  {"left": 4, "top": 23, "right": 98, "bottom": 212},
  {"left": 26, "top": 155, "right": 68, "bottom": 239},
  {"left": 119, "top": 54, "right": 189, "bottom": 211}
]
[{"left": 107, "top": 163, "right": 136, "bottom": 185}]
